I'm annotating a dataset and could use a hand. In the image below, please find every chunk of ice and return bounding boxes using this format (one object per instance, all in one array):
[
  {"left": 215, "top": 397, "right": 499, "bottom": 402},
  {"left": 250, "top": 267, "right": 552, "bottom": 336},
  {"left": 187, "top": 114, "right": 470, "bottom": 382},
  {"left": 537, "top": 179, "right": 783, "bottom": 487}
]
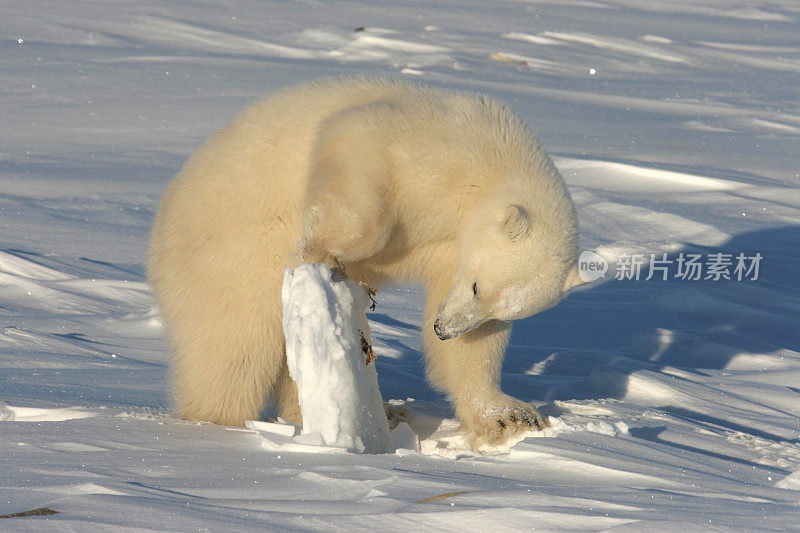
[{"left": 282, "top": 264, "right": 394, "bottom": 454}]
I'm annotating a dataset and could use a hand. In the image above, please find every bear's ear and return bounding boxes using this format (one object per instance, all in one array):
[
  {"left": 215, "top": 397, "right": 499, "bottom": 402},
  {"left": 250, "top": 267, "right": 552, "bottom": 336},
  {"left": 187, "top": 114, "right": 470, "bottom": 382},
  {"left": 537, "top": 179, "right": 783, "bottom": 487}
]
[{"left": 501, "top": 205, "right": 531, "bottom": 241}]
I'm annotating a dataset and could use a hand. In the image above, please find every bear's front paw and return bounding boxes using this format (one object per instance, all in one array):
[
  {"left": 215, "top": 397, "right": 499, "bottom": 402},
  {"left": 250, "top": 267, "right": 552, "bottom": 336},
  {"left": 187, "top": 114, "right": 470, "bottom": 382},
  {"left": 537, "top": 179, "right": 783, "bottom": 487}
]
[{"left": 461, "top": 396, "right": 548, "bottom": 449}]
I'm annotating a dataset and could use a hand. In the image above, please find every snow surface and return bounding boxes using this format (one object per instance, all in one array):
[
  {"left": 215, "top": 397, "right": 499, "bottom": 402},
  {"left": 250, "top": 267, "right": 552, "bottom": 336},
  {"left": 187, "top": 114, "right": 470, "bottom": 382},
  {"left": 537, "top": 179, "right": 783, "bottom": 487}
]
[
  {"left": 1, "top": 0, "right": 799, "bottom": 530},
  {"left": 281, "top": 264, "right": 393, "bottom": 454}
]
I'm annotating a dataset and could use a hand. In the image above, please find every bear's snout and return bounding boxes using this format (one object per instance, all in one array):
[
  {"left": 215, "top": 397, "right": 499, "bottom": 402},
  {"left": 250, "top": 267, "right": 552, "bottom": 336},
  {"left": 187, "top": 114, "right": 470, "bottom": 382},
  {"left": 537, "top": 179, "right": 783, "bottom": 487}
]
[{"left": 433, "top": 319, "right": 453, "bottom": 341}]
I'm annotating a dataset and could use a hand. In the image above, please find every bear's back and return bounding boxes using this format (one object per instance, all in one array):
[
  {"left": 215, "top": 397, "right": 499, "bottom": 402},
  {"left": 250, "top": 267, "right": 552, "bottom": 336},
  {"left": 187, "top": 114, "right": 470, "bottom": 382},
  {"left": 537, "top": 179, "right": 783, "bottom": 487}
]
[
  {"left": 150, "top": 79, "right": 441, "bottom": 279},
  {"left": 168, "top": 78, "right": 441, "bottom": 197}
]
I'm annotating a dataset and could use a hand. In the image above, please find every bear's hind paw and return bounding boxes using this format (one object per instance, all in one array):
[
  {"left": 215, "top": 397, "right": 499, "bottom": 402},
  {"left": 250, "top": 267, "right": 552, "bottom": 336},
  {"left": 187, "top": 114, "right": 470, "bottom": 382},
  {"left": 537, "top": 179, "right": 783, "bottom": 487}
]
[{"left": 383, "top": 402, "right": 410, "bottom": 430}]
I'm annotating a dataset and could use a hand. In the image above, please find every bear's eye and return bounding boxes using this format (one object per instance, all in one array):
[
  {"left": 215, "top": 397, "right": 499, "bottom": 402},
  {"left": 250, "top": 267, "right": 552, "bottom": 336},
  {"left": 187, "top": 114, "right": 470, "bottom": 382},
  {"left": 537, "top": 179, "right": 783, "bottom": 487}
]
[{"left": 472, "top": 282, "right": 478, "bottom": 297}]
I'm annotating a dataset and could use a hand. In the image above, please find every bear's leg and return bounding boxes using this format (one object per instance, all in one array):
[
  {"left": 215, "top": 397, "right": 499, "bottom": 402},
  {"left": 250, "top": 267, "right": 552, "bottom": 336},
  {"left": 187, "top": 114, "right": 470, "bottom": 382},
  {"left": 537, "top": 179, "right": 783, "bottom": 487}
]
[
  {"left": 168, "top": 296, "right": 286, "bottom": 427},
  {"left": 297, "top": 198, "right": 392, "bottom": 268},
  {"left": 422, "top": 289, "right": 547, "bottom": 448},
  {"left": 273, "top": 361, "right": 302, "bottom": 424},
  {"left": 295, "top": 113, "right": 393, "bottom": 268}
]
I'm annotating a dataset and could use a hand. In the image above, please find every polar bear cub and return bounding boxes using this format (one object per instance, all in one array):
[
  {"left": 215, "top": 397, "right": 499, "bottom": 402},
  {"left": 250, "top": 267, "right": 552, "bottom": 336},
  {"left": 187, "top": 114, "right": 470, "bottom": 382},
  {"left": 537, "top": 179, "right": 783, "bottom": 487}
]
[{"left": 148, "top": 77, "right": 582, "bottom": 448}]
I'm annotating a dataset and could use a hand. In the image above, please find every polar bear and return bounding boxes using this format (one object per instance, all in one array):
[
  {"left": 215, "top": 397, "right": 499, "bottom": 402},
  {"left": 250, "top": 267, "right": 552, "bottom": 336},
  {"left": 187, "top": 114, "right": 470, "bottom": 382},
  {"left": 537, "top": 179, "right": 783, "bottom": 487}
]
[{"left": 148, "top": 77, "right": 583, "bottom": 448}]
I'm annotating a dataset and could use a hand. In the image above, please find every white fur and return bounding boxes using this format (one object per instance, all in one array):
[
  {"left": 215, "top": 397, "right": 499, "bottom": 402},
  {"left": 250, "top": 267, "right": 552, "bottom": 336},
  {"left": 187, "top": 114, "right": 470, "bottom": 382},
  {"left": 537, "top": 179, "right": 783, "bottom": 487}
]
[{"left": 148, "top": 77, "right": 579, "bottom": 447}]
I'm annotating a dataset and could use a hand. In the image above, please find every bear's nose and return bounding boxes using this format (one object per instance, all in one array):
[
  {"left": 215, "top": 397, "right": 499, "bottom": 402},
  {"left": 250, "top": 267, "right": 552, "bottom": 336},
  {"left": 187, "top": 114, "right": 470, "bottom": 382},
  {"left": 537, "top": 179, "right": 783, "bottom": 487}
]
[{"left": 433, "top": 319, "right": 451, "bottom": 341}]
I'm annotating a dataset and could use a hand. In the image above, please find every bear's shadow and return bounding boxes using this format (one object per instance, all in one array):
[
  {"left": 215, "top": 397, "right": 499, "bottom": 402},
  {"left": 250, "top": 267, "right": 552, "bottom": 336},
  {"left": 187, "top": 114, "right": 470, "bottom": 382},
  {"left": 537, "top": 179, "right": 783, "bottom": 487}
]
[{"left": 502, "top": 224, "right": 799, "bottom": 420}]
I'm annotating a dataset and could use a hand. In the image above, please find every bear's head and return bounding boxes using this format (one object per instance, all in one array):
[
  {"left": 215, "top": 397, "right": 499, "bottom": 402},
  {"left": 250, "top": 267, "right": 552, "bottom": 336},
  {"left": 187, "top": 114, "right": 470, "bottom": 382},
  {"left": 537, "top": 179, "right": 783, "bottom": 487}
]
[{"left": 433, "top": 195, "right": 583, "bottom": 341}]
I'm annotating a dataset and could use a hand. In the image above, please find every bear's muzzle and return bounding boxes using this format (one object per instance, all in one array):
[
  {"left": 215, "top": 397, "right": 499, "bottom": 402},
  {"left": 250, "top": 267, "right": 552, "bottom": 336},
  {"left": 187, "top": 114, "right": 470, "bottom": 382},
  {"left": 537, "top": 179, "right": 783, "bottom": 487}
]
[{"left": 433, "top": 319, "right": 452, "bottom": 341}]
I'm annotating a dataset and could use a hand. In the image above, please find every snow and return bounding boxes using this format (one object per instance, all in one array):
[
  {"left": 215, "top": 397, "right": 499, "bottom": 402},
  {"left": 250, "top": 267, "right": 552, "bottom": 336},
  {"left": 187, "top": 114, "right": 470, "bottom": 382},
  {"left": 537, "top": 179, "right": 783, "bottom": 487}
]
[
  {"left": 1, "top": 0, "right": 799, "bottom": 530},
  {"left": 281, "top": 264, "right": 393, "bottom": 454}
]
